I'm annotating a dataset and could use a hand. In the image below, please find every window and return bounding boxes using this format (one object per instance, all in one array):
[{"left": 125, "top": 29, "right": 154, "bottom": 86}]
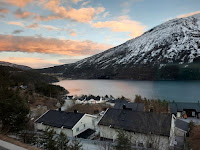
[{"left": 76, "top": 127, "right": 79, "bottom": 132}]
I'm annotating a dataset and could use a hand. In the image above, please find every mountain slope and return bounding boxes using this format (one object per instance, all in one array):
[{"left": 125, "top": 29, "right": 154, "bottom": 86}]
[
  {"left": 39, "top": 14, "right": 200, "bottom": 80},
  {"left": 0, "top": 61, "right": 32, "bottom": 70}
]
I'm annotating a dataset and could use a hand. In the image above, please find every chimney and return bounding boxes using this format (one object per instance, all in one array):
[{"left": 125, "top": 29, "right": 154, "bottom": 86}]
[
  {"left": 59, "top": 107, "right": 61, "bottom": 111},
  {"left": 123, "top": 104, "right": 126, "bottom": 110},
  {"left": 74, "top": 109, "right": 78, "bottom": 113}
]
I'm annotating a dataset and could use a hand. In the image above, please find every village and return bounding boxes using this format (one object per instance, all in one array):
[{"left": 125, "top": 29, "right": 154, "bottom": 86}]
[{"left": 30, "top": 94, "right": 200, "bottom": 150}]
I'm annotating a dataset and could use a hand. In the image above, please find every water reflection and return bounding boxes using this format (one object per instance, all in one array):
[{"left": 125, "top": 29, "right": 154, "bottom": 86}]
[{"left": 54, "top": 80, "right": 200, "bottom": 102}]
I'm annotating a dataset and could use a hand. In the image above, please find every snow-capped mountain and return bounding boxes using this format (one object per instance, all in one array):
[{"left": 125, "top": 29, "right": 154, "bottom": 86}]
[
  {"left": 0, "top": 61, "right": 32, "bottom": 70},
  {"left": 40, "top": 14, "right": 200, "bottom": 80}
]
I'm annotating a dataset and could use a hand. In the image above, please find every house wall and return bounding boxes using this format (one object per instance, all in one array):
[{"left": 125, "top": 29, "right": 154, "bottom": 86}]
[
  {"left": 99, "top": 125, "right": 170, "bottom": 150},
  {"left": 175, "top": 127, "right": 186, "bottom": 137},
  {"left": 72, "top": 114, "right": 97, "bottom": 137},
  {"left": 169, "top": 114, "right": 176, "bottom": 147},
  {"left": 35, "top": 123, "right": 73, "bottom": 137}
]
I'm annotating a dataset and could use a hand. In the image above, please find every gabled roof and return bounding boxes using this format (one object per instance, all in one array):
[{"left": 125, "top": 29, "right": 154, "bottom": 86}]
[
  {"left": 175, "top": 119, "right": 189, "bottom": 132},
  {"left": 169, "top": 102, "right": 200, "bottom": 113},
  {"left": 98, "top": 108, "right": 172, "bottom": 137},
  {"left": 35, "top": 110, "right": 84, "bottom": 129},
  {"left": 114, "top": 102, "right": 144, "bottom": 111}
]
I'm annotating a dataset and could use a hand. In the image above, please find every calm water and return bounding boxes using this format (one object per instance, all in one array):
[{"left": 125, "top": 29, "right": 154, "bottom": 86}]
[{"left": 54, "top": 80, "right": 200, "bottom": 102}]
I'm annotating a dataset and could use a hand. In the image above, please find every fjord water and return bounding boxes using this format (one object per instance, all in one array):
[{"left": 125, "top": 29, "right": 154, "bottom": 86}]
[{"left": 55, "top": 80, "right": 200, "bottom": 102}]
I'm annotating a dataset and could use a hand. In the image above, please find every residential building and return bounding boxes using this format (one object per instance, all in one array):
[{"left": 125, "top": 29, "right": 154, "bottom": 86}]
[
  {"left": 169, "top": 102, "right": 200, "bottom": 118},
  {"left": 34, "top": 110, "right": 97, "bottom": 138},
  {"left": 114, "top": 102, "right": 144, "bottom": 111},
  {"left": 174, "top": 119, "right": 189, "bottom": 149},
  {"left": 175, "top": 119, "right": 189, "bottom": 137},
  {"left": 98, "top": 108, "right": 175, "bottom": 150}
]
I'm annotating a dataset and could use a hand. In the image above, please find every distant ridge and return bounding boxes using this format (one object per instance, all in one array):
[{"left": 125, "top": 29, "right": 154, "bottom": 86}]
[{"left": 0, "top": 61, "right": 32, "bottom": 70}]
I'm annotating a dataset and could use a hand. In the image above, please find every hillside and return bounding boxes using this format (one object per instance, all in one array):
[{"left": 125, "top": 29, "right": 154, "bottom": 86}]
[
  {"left": 0, "top": 65, "right": 68, "bottom": 109},
  {"left": 0, "top": 61, "right": 32, "bottom": 70},
  {"left": 38, "top": 14, "right": 200, "bottom": 80}
]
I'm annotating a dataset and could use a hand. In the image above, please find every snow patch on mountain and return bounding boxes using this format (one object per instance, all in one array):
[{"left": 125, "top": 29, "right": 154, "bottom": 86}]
[{"left": 73, "top": 13, "right": 200, "bottom": 69}]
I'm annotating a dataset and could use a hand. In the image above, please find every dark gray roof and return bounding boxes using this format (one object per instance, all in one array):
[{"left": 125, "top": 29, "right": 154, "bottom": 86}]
[
  {"left": 175, "top": 119, "right": 189, "bottom": 132},
  {"left": 114, "top": 102, "right": 144, "bottom": 111},
  {"left": 35, "top": 110, "right": 84, "bottom": 129},
  {"left": 169, "top": 102, "right": 200, "bottom": 114},
  {"left": 98, "top": 108, "right": 172, "bottom": 137},
  {"left": 107, "top": 99, "right": 129, "bottom": 104}
]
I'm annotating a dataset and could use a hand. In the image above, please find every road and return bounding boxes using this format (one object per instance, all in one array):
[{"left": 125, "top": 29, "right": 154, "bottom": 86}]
[{"left": 0, "top": 140, "right": 27, "bottom": 150}]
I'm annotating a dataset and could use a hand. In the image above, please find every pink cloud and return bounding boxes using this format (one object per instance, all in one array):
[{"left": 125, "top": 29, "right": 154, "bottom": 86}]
[
  {"left": 7, "top": 21, "right": 25, "bottom": 27},
  {"left": 1, "top": 0, "right": 33, "bottom": 7},
  {"left": 177, "top": 11, "right": 200, "bottom": 18},
  {"left": 7, "top": 21, "right": 60, "bottom": 31},
  {"left": 0, "top": 8, "right": 9, "bottom": 13},
  {"left": 0, "top": 35, "right": 112, "bottom": 56},
  {"left": 70, "top": 31, "right": 77, "bottom": 36},
  {"left": 71, "top": 0, "right": 83, "bottom": 4},
  {"left": 40, "top": 0, "right": 105, "bottom": 22},
  {"left": 92, "top": 16, "right": 146, "bottom": 37}
]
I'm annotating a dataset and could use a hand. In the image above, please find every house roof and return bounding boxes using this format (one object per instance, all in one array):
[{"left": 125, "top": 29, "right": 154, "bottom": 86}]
[
  {"left": 35, "top": 110, "right": 84, "bottom": 129},
  {"left": 98, "top": 108, "right": 172, "bottom": 137},
  {"left": 114, "top": 102, "right": 144, "bottom": 111},
  {"left": 175, "top": 119, "right": 189, "bottom": 132},
  {"left": 169, "top": 102, "right": 200, "bottom": 114},
  {"left": 107, "top": 99, "right": 129, "bottom": 104}
]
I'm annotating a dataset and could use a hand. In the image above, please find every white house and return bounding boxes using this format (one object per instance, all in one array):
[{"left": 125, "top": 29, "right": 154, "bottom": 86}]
[
  {"left": 34, "top": 110, "right": 98, "bottom": 138},
  {"left": 75, "top": 97, "right": 107, "bottom": 105},
  {"left": 98, "top": 108, "right": 176, "bottom": 150}
]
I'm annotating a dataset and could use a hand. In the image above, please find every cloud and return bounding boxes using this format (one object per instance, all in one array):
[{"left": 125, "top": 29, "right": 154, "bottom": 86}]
[
  {"left": 14, "top": 9, "right": 34, "bottom": 19},
  {"left": 177, "top": 11, "right": 200, "bottom": 18},
  {"left": 34, "top": 14, "right": 60, "bottom": 21},
  {"left": 40, "top": 0, "right": 105, "bottom": 22},
  {"left": 0, "top": 8, "right": 9, "bottom": 14},
  {"left": 59, "top": 59, "right": 80, "bottom": 64},
  {"left": 26, "top": 23, "right": 39, "bottom": 29},
  {"left": 7, "top": 21, "right": 25, "bottom": 27},
  {"left": 40, "top": 24, "right": 59, "bottom": 30},
  {"left": 70, "top": 31, "right": 77, "bottom": 36},
  {"left": 103, "top": 12, "right": 110, "bottom": 18},
  {"left": 0, "top": 34, "right": 112, "bottom": 56},
  {"left": 12, "top": 30, "right": 24, "bottom": 34},
  {"left": 92, "top": 16, "right": 146, "bottom": 37},
  {"left": 71, "top": 0, "right": 83, "bottom": 4},
  {"left": 7, "top": 21, "right": 60, "bottom": 31},
  {"left": 0, "top": 57, "right": 60, "bottom": 68},
  {"left": 81, "top": 1, "right": 90, "bottom": 7},
  {"left": 1, "top": 0, "right": 33, "bottom": 7}
]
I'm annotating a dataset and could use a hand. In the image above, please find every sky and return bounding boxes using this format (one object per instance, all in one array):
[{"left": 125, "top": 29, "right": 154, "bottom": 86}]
[{"left": 0, "top": 0, "right": 200, "bottom": 68}]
